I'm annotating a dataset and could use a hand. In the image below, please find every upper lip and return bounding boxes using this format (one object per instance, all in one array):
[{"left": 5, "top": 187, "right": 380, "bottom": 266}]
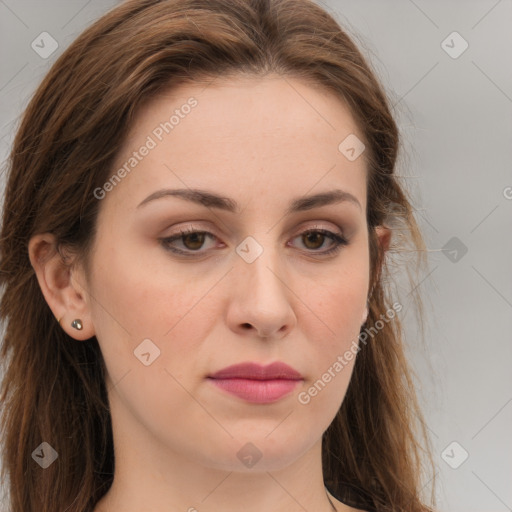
[{"left": 208, "top": 362, "right": 303, "bottom": 380}]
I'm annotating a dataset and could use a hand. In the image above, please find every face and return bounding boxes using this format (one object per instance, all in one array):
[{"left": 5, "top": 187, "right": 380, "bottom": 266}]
[{"left": 84, "top": 74, "right": 371, "bottom": 472}]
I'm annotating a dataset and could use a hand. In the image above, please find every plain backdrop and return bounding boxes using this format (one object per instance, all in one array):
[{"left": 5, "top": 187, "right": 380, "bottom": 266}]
[{"left": 0, "top": 1, "right": 511, "bottom": 511}]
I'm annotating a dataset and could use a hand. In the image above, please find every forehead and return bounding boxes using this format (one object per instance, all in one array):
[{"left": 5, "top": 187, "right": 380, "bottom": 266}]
[
  {"left": 105, "top": 74, "right": 368, "bottom": 215},
  {"left": 131, "top": 74, "right": 362, "bottom": 142}
]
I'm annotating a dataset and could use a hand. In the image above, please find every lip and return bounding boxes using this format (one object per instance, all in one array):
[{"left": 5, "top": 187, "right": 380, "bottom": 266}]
[
  {"left": 207, "top": 362, "right": 303, "bottom": 404},
  {"left": 209, "top": 361, "right": 303, "bottom": 380}
]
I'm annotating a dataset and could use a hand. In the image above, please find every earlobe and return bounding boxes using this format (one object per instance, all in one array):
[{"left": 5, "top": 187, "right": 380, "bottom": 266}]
[{"left": 28, "top": 233, "right": 95, "bottom": 341}]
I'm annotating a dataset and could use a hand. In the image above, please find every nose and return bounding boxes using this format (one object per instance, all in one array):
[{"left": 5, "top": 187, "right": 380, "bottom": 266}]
[{"left": 225, "top": 247, "right": 297, "bottom": 341}]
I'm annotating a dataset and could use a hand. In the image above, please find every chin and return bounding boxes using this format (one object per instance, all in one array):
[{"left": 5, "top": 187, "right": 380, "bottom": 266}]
[{"left": 191, "top": 432, "right": 317, "bottom": 473}]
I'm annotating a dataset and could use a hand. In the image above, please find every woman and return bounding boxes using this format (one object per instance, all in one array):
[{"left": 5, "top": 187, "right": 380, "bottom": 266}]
[{"left": 0, "top": 0, "right": 436, "bottom": 511}]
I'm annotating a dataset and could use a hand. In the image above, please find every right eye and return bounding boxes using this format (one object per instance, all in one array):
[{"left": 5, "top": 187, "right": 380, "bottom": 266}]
[{"left": 160, "top": 227, "right": 219, "bottom": 256}]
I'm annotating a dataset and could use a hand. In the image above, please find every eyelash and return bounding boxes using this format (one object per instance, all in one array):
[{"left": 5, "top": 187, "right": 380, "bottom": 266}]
[{"left": 159, "top": 226, "right": 349, "bottom": 258}]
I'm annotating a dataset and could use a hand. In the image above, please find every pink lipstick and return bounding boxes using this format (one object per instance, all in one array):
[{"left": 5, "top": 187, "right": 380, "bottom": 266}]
[{"left": 207, "top": 361, "right": 303, "bottom": 404}]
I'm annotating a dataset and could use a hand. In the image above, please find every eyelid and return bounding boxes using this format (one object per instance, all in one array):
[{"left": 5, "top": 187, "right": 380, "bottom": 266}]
[
  {"left": 159, "top": 222, "right": 349, "bottom": 257},
  {"left": 161, "top": 220, "right": 344, "bottom": 242}
]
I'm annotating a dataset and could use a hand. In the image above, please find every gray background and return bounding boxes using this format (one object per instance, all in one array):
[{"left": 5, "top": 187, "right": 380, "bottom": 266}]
[{"left": 1, "top": 1, "right": 511, "bottom": 511}]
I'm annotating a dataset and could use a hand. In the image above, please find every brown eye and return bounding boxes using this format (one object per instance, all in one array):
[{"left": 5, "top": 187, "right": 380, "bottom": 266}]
[
  {"left": 160, "top": 228, "right": 217, "bottom": 255},
  {"left": 160, "top": 227, "right": 348, "bottom": 258},
  {"left": 302, "top": 231, "right": 325, "bottom": 250},
  {"left": 181, "top": 232, "right": 206, "bottom": 250},
  {"left": 292, "top": 229, "right": 348, "bottom": 256}
]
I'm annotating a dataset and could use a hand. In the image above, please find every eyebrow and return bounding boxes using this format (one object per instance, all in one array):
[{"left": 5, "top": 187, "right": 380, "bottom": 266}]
[{"left": 136, "top": 187, "right": 362, "bottom": 214}]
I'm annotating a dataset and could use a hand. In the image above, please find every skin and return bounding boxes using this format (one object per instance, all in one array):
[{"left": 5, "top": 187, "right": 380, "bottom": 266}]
[{"left": 29, "top": 74, "right": 390, "bottom": 512}]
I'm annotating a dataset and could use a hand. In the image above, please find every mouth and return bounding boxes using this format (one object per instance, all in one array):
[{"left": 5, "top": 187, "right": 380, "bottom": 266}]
[{"left": 207, "top": 361, "right": 303, "bottom": 404}]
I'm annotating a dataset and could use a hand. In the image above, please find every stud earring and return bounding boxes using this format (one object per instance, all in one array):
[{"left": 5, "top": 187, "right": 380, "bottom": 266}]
[
  {"left": 57, "top": 317, "right": 83, "bottom": 330},
  {"left": 71, "top": 319, "right": 83, "bottom": 330}
]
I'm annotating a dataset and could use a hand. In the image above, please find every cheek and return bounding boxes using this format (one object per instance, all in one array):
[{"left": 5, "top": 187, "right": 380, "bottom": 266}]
[
  {"left": 88, "top": 242, "right": 213, "bottom": 382},
  {"left": 297, "top": 247, "right": 369, "bottom": 406},
  {"left": 88, "top": 254, "right": 214, "bottom": 436},
  {"left": 304, "top": 283, "right": 363, "bottom": 397},
  {"left": 295, "top": 282, "right": 364, "bottom": 427},
  {"left": 311, "top": 254, "right": 369, "bottom": 344},
  {"left": 314, "top": 279, "right": 366, "bottom": 331}
]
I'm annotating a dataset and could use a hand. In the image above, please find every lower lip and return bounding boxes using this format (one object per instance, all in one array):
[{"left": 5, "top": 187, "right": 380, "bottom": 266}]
[{"left": 208, "top": 378, "right": 301, "bottom": 403}]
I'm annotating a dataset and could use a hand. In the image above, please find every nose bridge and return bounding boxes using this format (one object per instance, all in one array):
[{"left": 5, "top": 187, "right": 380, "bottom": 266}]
[
  {"left": 229, "top": 232, "right": 295, "bottom": 337},
  {"left": 236, "top": 233, "right": 287, "bottom": 302}
]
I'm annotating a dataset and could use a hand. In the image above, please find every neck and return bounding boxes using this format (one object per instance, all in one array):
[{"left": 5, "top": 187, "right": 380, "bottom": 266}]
[
  {"left": 93, "top": 393, "right": 347, "bottom": 512},
  {"left": 96, "top": 441, "right": 340, "bottom": 512}
]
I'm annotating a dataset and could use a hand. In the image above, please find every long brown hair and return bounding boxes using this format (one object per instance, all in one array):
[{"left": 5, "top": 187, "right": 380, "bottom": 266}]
[{"left": 0, "top": 0, "right": 436, "bottom": 510}]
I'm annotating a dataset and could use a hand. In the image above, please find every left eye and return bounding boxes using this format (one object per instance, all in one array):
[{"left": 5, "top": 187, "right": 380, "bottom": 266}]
[
  {"left": 295, "top": 228, "right": 348, "bottom": 255},
  {"left": 160, "top": 227, "right": 348, "bottom": 257}
]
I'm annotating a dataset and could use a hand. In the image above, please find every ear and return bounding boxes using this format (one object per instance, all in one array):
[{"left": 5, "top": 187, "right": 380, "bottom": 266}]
[
  {"left": 370, "top": 225, "right": 391, "bottom": 295},
  {"left": 375, "top": 224, "right": 391, "bottom": 253},
  {"left": 28, "top": 233, "right": 95, "bottom": 341}
]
